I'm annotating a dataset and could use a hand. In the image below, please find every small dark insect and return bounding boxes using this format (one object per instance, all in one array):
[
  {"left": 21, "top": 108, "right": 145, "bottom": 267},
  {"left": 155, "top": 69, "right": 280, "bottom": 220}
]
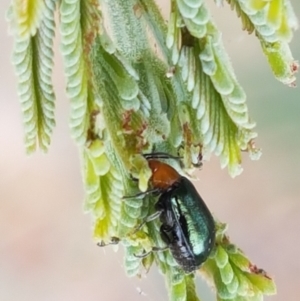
[{"left": 132, "top": 152, "right": 215, "bottom": 273}]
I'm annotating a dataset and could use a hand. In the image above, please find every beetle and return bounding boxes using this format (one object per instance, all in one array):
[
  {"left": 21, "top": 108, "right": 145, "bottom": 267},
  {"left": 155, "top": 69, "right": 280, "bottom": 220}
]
[{"left": 135, "top": 153, "right": 216, "bottom": 273}]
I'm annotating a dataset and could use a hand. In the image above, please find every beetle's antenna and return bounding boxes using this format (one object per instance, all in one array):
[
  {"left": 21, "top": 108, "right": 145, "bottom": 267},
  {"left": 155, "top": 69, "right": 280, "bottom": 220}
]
[{"left": 143, "top": 152, "right": 182, "bottom": 161}]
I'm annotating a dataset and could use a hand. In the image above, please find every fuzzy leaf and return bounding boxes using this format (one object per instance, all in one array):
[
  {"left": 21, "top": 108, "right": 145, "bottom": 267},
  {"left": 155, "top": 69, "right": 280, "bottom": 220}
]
[
  {"left": 84, "top": 148, "right": 123, "bottom": 241},
  {"left": 224, "top": 0, "right": 298, "bottom": 85},
  {"left": 169, "top": 17, "right": 259, "bottom": 176},
  {"left": 60, "top": 0, "right": 101, "bottom": 145},
  {"left": 12, "top": 0, "right": 57, "bottom": 153},
  {"left": 202, "top": 222, "right": 277, "bottom": 301}
]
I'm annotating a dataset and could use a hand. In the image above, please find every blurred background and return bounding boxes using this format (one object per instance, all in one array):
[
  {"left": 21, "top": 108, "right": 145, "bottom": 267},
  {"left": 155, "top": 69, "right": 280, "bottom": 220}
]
[{"left": 0, "top": 1, "right": 299, "bottom": 301}]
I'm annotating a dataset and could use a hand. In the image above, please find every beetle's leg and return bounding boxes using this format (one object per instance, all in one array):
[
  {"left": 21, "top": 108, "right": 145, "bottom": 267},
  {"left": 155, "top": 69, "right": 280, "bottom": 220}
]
[
  {"left": 152, "top": 245, "right": 169, "bottom": 252},
  {"left": 143, "top": 152, "right": 182, "bottom": 161},
  {"left": 134, "top": 250, "right": 152, "bottom": 258},
  {"left": 133, "top": 209, "right": 163, "bottom": 233},
  {"left": 97, "top": 236, "right": 120, "bottom": 247},
  {"left": 134, "top": 245, "right": 169, "bottom": 258},
  {"left": 123, "top": 188, "right": 161, "bottom": 200}
]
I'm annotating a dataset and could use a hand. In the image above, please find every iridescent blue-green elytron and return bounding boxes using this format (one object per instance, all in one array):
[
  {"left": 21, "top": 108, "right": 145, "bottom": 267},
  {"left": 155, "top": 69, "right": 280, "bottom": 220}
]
[{"left": 155, "top": 177, "right": 215, "bottom": 273}]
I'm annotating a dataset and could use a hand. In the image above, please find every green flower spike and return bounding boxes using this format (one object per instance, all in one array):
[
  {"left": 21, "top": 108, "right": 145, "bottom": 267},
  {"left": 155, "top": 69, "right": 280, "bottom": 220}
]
[{"left": 7, "top": 0, "right": 297, "bottom": 301}]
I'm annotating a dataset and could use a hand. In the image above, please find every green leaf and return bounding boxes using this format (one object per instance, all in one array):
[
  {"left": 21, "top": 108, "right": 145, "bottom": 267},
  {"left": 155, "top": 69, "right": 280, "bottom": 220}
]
[
  {"left": 223, "top": 0, "right": 298, "bottom": 85},
  {"left": 166, "top": 17, "right": 259, "bottom": 176},
  {"left": 202, "top": 225, "right": 277, "bottom": 301},
  {"left": 60, "top": 0, "right": 101, "bottom": 145},
  {"left": 83, "top": 144, "right": 123, "bottom": 241},
  {"left": 12, "top": 0, "right": 57, "bottom": 153}
]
